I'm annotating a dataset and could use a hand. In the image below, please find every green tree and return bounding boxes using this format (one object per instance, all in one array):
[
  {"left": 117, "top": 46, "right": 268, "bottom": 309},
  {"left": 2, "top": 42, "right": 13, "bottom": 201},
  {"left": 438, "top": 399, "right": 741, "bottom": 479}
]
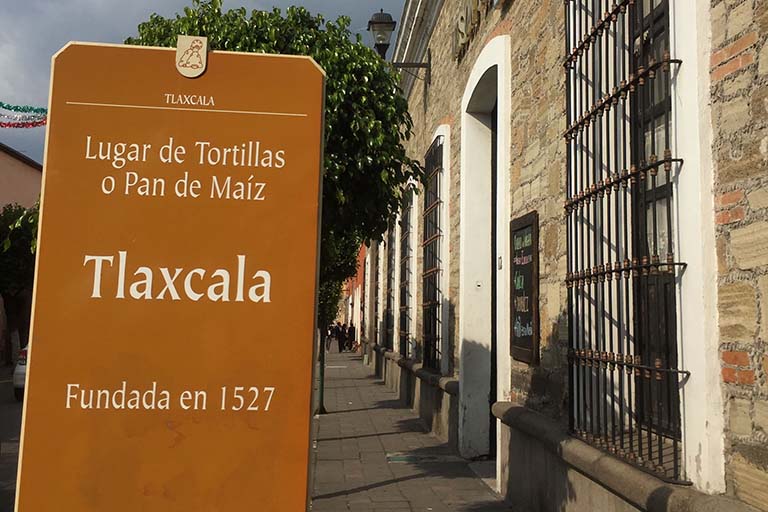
[
  {"left": 0, "top": 203, "right": 38, "bottom": 297},
  {"left": 1, "top": 202, "right": 38, "bottom": 354},
  {"left": 126, "top": 1, "right": 421, "bottom": 324},
  {"left": 317, "top": 280, "right": 343, "bottom": 330}
]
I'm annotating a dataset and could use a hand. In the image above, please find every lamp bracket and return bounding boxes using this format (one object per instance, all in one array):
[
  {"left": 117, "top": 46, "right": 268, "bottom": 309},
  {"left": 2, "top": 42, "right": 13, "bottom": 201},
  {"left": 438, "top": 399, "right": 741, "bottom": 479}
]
[{"left": 393, "top": 49, "right": 432, "bottom": 86}]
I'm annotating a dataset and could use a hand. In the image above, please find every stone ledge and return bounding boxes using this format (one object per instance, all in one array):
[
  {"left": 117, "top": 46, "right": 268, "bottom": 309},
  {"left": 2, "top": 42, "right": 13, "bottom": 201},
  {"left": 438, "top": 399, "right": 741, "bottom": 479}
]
[
  {"left": 491, "top": 402, "right": 758, "bottom": 512},
  {"left": 383, "top": 350, "right": 402, "bottom": 363},
  {"left": 438, "top": 375, "right": 459, "bottom": 396},
  {"left": 397, "top": 357, "right": 420, "bottom": 372},
  {"left": 369, "top": 344, "right": 459, "bottom": 396}
]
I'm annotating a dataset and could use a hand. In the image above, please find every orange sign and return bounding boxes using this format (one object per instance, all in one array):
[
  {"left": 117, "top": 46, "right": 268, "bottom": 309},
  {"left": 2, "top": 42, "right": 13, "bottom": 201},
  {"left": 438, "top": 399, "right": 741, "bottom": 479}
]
[{"left": 16, "top": 42, "right": 324, "bottom": 512}]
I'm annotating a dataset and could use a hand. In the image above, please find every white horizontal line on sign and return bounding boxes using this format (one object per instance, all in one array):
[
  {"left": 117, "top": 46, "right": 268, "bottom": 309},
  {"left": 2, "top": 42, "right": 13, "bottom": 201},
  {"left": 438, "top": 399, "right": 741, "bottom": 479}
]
[{"left": 65, "top": 101, "right": 308, "bottom": 117}]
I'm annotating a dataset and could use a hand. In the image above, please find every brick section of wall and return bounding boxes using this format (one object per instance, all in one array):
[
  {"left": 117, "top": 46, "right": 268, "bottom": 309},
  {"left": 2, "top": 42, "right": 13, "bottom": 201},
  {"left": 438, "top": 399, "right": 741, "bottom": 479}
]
[
  {"left": 712, "top": 0, "right": 768, "bottom": 508},
  {"left": 398, "top": 0, "right": 567, "bottom": 420}
]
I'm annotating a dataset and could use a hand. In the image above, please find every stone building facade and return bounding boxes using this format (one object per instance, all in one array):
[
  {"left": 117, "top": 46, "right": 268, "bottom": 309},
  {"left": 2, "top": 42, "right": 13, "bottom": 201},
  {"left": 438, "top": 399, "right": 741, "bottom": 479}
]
[
  {"left": 353, "top": 0, "right": 767, "bottom": 510},
  {"left": 711, "top": 0, "right": 768, "bottom": 507}
]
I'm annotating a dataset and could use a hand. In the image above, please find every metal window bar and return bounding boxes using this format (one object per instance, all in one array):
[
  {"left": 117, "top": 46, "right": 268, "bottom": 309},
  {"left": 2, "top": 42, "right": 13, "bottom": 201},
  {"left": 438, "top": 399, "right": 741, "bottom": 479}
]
[
  {"left": 422, "top": 137, "right": 443, "bottom": 370},
  {"left": 564, "top": 0, "right": 688, "bottom": 483},
  {"left": 361, "top": 256, "right": 367, "bottom": 340},
  {"left": 385, "top": 225, "right": 397, "bottom": 350},
  {"left": 373, "top": 249, "right": 380, "bottom": 345},
  {"left": 399, "top": 195, "right": 413, "bottom": 357}
]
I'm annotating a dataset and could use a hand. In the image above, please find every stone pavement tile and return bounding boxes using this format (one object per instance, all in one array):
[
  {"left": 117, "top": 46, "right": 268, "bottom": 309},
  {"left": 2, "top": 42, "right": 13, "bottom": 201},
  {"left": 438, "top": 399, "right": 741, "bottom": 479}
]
[
  {"left": 348, "top": 505, "right": 375, "bottom": 512},
  {"left": 312, "top": 496, "right": 352, "bottom": 510},
  {"left": 311, "top": 353, "right": 512, "bottom": 512}
]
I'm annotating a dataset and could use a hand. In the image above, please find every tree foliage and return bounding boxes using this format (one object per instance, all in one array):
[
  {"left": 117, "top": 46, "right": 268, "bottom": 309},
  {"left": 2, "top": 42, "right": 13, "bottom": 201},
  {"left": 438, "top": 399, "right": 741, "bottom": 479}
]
[
  {"left": 317, "top": 280, "right": 343, "bottom": 329},
  {"left": 0, "top": 203, "right": 38, "bottom": 297},
  {"left": 126, "top": 1, "right": 422, "bottom": 320}
]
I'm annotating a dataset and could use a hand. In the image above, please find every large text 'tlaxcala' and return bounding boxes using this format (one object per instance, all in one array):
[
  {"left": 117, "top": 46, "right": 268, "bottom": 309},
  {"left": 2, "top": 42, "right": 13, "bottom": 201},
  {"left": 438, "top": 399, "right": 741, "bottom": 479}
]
[{"left": 83, "top": 252, "right": 271, "bottom": 302}]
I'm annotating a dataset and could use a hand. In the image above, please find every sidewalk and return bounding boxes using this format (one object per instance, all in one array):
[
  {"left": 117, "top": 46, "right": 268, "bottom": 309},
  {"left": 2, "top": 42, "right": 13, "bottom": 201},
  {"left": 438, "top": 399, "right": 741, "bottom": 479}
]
[{"left": 311, "top": 352, "right": 512, "bottom": 512}]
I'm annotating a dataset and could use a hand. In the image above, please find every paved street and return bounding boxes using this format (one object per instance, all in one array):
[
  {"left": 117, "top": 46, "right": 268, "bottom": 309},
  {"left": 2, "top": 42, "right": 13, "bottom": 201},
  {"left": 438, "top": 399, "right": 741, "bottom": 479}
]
[
  {"left": 312, "top": 352, "right": 512, "bottom": 512},
  {"left": 0, "top": 366, "right": 22, "bottom": 511}
]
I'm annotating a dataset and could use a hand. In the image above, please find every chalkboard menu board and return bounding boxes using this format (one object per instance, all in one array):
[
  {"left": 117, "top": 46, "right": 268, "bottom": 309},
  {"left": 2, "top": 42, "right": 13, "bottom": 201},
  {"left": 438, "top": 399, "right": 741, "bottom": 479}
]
[{"left": 510, "top": 211, "right": 539, "bottom": 364}]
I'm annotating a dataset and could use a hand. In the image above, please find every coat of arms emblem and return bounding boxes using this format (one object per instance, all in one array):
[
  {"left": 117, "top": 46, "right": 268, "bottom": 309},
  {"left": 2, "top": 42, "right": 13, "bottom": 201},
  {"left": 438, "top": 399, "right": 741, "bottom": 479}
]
[{"left": 176, "top": 35, "right": 208, "bottom": 78}]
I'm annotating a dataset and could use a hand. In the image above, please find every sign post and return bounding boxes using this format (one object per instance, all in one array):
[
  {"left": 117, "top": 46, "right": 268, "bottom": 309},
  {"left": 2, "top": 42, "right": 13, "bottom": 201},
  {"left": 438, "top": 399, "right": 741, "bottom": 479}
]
[{"left": 16, "top": 41, "right": 325, "bottom": 512}]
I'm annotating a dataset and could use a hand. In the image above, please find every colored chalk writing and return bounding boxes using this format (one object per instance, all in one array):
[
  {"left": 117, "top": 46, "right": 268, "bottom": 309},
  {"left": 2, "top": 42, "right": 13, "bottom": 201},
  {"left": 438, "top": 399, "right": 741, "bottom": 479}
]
[{"left": 510, "top": 212, "right": 539, "bottom": 365}]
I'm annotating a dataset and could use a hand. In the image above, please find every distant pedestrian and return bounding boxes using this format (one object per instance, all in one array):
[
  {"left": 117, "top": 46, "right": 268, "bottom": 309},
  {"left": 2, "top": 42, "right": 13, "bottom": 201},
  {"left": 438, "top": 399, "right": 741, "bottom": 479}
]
[
  {"left": 336, "top": 322, "right": 345, "bottom": 353},
  {"left": 340, "top": 323, "right": 349, "bottom": 352},
  {"left": 347, "top": 323, "right": 356, "bottom": 351},
  {"left": 325, "top": 325, "right": 333, "bottom": 352}
]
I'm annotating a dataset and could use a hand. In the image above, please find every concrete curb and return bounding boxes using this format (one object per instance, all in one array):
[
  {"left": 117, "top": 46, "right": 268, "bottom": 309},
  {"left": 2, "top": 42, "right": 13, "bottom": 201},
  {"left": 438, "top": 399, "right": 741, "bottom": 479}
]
[{"left": 491, "top": 402, "right": 758, "bottom": 512}]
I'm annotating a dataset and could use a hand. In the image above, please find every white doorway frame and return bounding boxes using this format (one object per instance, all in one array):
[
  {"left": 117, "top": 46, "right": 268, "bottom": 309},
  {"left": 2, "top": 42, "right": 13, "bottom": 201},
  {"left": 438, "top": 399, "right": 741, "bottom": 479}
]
[{"left": 458, "top": 35, "right": 511, "bottom": 468}]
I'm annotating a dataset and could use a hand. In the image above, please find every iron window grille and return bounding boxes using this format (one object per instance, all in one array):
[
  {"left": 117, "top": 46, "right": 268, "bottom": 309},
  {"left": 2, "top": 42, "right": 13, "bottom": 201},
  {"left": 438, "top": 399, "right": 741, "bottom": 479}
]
[
  {"left": 564, "top": 0, "right": 688, "bottom": 483},
  {"left": 399, "top": 195, "right": 413, "bottom": 357},
  {"left": 385, "top": 225, "right": 397, "bottom": 350},
  {"left": 422, "top": 137, "right": 444, "bottom": 371},
  {"left": 373, "top": 249, "right": 380, "bottom": 345},
  {"left": 361, "top": 257, "right": 367, "bottom": 341}
]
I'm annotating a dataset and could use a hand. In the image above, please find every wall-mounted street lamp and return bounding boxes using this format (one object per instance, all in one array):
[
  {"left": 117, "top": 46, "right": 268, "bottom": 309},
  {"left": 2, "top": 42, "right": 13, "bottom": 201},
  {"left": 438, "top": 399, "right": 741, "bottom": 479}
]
[{"left": 367, "top": 10, "right": 431, "bottom": 85}]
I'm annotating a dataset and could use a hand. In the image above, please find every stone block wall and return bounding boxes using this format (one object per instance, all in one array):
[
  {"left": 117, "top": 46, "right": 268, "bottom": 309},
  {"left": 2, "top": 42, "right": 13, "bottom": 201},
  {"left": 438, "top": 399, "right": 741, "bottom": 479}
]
[
  {"left": 711, "top": 0, "right": 768, "bottom": 508},
  {"left": 502, "top": 0, "right": 567, "bottom": 420},
  {"left": 399, "top": 0, "right": 568, "bottom": 420}
]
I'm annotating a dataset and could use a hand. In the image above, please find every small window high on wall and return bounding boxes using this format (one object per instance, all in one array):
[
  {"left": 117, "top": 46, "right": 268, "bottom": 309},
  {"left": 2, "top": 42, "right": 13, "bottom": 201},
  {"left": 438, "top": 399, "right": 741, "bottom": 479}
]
[
  {"left": 564, "top": 0, "right": 686, "bottom": 483},
  {"left": 422, "top": 136, "right": 444, "bottom": 370}
]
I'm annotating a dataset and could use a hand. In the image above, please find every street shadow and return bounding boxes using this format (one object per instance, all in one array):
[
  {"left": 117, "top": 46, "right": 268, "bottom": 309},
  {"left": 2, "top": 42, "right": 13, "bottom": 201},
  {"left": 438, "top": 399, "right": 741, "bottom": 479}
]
[
  {"left": 369, "top": 437, "right": 507, "bottom": 507},
  {"left": 323, "top": 384, "right": 376, "bottom": 390},
  {"left": 311, "top": 472, "right": 429, "bottom": 501},
  {"left": 316, "top": 430, "right": 417, "bottom": 442},
  {"left": 392, "top": 417, "right": 427, "bottom": 435},
  {"left": 322, "top": 374, "right": 378, "bottom": 382},
  {"left": 456, "top": 501, "right": 517, "bottom": 512},
  {"left": 322, "top": 398, "right": 405, "bottom": 415}
]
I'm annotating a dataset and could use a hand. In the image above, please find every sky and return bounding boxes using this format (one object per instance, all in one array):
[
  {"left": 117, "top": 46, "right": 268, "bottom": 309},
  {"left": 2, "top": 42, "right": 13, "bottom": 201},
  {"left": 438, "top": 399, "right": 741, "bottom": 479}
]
[{"left": 0, "top": 0, "right": 405, "bottom": 163}]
